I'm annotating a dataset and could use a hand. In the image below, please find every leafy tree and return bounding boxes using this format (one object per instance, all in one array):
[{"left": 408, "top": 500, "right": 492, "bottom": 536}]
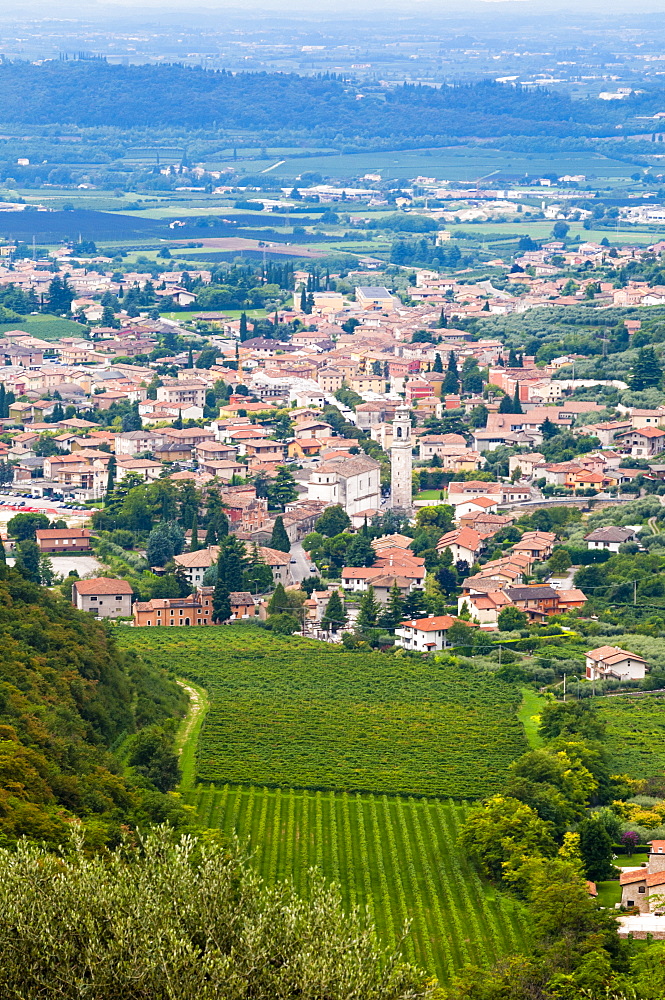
[
  {"left": 538, "top": 701, "right": 606, "bottom": 743},
  {"left": 322, "top": 590, "right": 347, "bottom": 632},
  {"left": 631, "top": 345, "right": 663, "bottom": 391},
  {"left": 7, "top": 513, "right": 50, "bottom": 541},
  {"left": 548, "top": 548, "right": 572, "bottom": 575},
  {"left": 267, "top": 467, "right": 298, "bottom": 510},
  {"left": 121, "top": 402, "right": 142, "bottom": 432},
  {"left": 14, "top": 540, "right": 41, "bottom": 583},
  {"left": 497, "top": 606, "right": 528, "bottom": 631},
  {"left": 127, "top": 725, "right": 181, "bottom": 792},
  {"left": 345, "top": 533, "right": 376, "bottom": 568},
  {"left": 540, "top": 416, "right": 559, "bottom": 439},
  {"left": 270, "top": 515, "right": 291, "bottom": 553},
  {"left": 0, "top": 827, "right": 428, "bottom": 998},
  {"left": 357, "top": 586, "right": 380, "bottom": 630},
  {"left": 266, "top": 612, "right": 301, "bottom": 635},
  {"left": 446, "top": 620, "right": 473, "bottom": 648},
  {"left": 217, "top": 535, "right": 247, "bottom": 591},
  {"left": 577, "top": 816, "right": 617, "bottom": 881},
  {"left": 552, "top": 220, "right": 570, "bottom": 240},
  {"left": 315, "top": 505, "right": 350, "bottom": 538},
  {"left": 463, "top": 795, "right": 558, "bottom": 884}
]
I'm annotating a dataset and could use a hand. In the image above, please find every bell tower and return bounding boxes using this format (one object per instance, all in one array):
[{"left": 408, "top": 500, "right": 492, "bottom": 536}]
[{"left": 390, "top": 404, "right": 413, "bottom": 511}]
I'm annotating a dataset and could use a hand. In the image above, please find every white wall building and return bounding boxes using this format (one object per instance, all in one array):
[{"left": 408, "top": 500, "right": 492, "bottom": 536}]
[
  {"left": 306, "top": 455, "right": 381, "bottom": 516},
  {"left": 585, "top": 645, "right": 647, "bottom": 682}
]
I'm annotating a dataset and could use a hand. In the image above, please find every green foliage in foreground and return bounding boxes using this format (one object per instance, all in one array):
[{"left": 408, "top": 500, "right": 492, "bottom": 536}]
[
  {"left": 187, "top": 785, "right": 530, "bottom": 985},
  {"left": 119, "top": 627, "right": 529, "bottom": 798},
  {"left": 0, "top": 566, "right": 187, "bottom": 846},
  {"left": 0, "top": 827, "right": 430, "bottom": 1000}
]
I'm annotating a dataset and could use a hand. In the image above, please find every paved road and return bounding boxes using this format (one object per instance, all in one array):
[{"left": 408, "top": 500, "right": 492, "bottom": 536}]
[
  {"left": 8, "top": 555, "right": 102, "bottom": 577},
  {"left": 289, "top": 541, "right": 317, "bottom": 583}
]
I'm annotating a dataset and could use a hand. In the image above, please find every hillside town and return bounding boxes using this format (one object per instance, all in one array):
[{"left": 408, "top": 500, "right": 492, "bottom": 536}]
[{"left": 0, "top": 254, "right": 664, "bottom": 654}]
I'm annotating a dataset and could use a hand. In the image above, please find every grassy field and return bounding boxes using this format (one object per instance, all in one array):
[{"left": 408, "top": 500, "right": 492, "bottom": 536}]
[
  {"left": 596, "top": 881, "right": 622, "bottom": 908},
  {"left": 119, "top": 626, "right": 529, "bottom": 799},
  {"left": 517, "top": 690, "right": 547, "bottom": 749},
  {"left": 186, "top": 783, "right": 530, "bottom": 984},
  {"left": 597, "top": 693, "right": 665, "bottom": 777}
]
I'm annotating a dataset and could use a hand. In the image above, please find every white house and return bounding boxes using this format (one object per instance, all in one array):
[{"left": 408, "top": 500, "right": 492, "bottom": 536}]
[
  {"left": 584, "top": 526, "right": 637, "bottom": 552},
  {"left": 436, "top": 527, "right": 485, "bottom": 566},
  {"left": 72, "top": 577, "right": 133, "bottom": 618},
  {"left": 306, "top": 455, "right": 381, "bottom": 516},
  {"left": 395, "top": 615, "right": 472, "bottom": 652},
  {"left": 452, "top": 495, "right": 500, "bottom": 522},
  {"left": 585, "top": 645, "right": 648, "bottom": 682}
]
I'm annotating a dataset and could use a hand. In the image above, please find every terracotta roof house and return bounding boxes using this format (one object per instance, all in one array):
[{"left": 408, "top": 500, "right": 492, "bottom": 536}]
[
  {"left": 36, "top": 528, "right": 92, "bottom": 553},
  {"left": 72, "top": 577, "right": 133, "bottom": 618},
  {"left": 395, "top": 615, "right": 474, "bottom": 652},
  {"left": 585, "top": 645, "right": 647, "bottom": 682}
]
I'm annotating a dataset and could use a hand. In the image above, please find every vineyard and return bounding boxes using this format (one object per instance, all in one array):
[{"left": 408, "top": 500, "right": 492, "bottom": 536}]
[
  {"left": 120, "top": 626, "right": 529, "bottom": 798},
  {"left": 186, "top": 783, "right": 531, "bottom": 983},
  {"left": 598, "top": 693, "right": 665, "bottom": 777}
]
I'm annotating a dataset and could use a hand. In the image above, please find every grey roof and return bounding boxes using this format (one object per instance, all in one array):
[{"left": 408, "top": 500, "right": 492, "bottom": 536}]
[
  {"left": 584, "top": 526, "right": 636, "bottom": 542},
  {"left": 356, "top": 286, "right": 392, "bottom": 298},
  {"left": 506, "top": 586, "right": 558, "bottom": 601}
]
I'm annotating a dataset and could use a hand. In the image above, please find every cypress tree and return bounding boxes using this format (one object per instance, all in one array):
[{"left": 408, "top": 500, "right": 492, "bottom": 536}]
[
  {"left": 239, "top": 311, "right": 248, "bottom": 342},
  {"left": 433, "top": 353, "right": 443, "bottom": 373},
  {"left": 190, "top": 515, "right": 199, "bottom": 552},
  {"left": 441, "top": 351, "right": 459, "bottom": 394},
  {"left": 512, "top": 385, "right": 523, "bottom": 414},
  {"left": 299, "top": 285, "right": 307, "bottom": 313},
  {"left": 436, "top": 308, "right": 447, "bottom": 328},
  {"left": 356, "top": 586, "right": 380, "bottom": 630},
  {"left": 0, "top": 383, "right": 6, "bottom": 419},
  {"left": 498, "top": 393, "right": 513, "bottom": 414},
  {"left": 322, "top": 590, "right": 347, "bottom": 633},
  {"left": 105, "top": 455, "right": 116, "bottom": 502},
  {"left": 380, "top": 581, "right": 406, "bottom": 630},
  {"left": 212, "top": 575, "right": 231, "bottom": 623},
  {"left": 187, "top": 346, "right": 193, "bottom": 369},
  {"left": 270, "top": 515, "right": 291, "bottom": 553}
]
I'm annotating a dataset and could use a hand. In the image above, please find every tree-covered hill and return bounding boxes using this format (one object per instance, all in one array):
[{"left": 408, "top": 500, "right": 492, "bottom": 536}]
[
  {"left": 0, "top": 60, "right": 644, "bottom": 137},
  {"left": 0, "top": 565, "right": 187, "bottom": 846}
]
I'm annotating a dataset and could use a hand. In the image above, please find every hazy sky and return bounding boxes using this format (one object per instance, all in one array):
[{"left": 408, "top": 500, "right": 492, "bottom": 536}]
[{"left": 4, "top": 0, "right": 664, "bottom": 11}]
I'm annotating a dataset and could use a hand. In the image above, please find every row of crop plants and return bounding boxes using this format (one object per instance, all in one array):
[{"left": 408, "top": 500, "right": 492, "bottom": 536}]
[{"left": 185, "top": 784, "right": 531, "bottom": 984}]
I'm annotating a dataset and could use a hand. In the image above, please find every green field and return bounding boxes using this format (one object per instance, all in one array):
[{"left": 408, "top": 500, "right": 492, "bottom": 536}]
[
  {"left": 597, "top": 693, "right": 665, "bottom": 777},
  {"left": 0, "top": 315, "right": 86, "bottom": 340},
  {"left": 119, "top": 627, "right": 529, "bottom": 798},
  {"left": 263, "top": 146, "right": 639, "bottom": 182},
  {"left": 186, "top": 783, "right": 530, "bottom": 983}
]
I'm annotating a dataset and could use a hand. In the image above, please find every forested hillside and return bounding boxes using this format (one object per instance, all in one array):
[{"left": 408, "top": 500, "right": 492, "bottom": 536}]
[
  {"left": 0, "top": 61, "right": 644, "bottom": 137},
  {"left": 0, "top": 564, "right": 187, "bottom": 846}
]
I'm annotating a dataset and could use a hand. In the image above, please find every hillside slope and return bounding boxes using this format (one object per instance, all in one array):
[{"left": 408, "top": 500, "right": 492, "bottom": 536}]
[{"left": 0, "top": 566, "right": 187, "bottom": 846}]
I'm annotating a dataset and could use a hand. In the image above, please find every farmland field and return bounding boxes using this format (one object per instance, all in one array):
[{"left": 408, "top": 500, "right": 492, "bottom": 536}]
[
  {"left": 263, "top": 146, "right": 638, "bottom": 182},
  {"left": 0, "top": 315, "right": 87, "bottom": 340},
  {"left": 119, "top": 626, "right": 529, "bottom": 798},
  {"left": 597, "top": 693, "right": 665, "bottom": 777},
  {"left": 186, "top": 783, "right": 530, "bottom": 983}
]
